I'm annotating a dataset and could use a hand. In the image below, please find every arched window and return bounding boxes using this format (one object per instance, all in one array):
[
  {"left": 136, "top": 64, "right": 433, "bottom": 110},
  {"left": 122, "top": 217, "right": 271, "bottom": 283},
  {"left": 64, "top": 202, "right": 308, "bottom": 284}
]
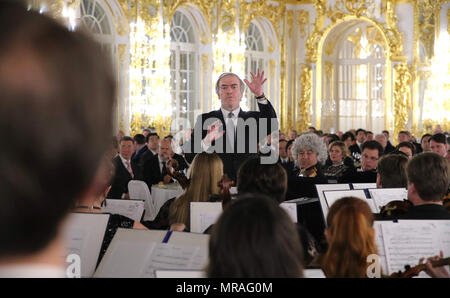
[
  {"left": 332, "top": 24, "right": 386, "bottom": 133},
  {"left": 170, "top": 11, "right": 197, "bottom": 132},
  {"left": 244, "top": 22, "right": 266, "bottom": 111},
  {"left": 79, "top": 0, "right": 114, "bottom": 57}
]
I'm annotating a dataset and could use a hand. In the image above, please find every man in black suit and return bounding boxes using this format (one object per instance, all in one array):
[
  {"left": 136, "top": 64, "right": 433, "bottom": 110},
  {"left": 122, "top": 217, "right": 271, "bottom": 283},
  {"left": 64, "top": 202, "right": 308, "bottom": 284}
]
[
  {"left": 339, "top": 140, "right": 383, "bottom": 184},
  {"left": 396, "top": 152, "right": 450, "bottom": 219},
  {"left": 278, "top": 139, "right": 294, "bottom": 175},
  {"left": 131, "top": 133, "right": 148, "bottom": 163},
  {"left": 143, "top": 138, "right": 173, "bottom": 187},
  {"left": 107, "top": 136, "right": 140, "bottom": 199},
  {"left": 183, "top": 69, "right": 278, "bottom": 181},
  {"left": 349, "top": 128, "right": 366, "bottom": 166}
]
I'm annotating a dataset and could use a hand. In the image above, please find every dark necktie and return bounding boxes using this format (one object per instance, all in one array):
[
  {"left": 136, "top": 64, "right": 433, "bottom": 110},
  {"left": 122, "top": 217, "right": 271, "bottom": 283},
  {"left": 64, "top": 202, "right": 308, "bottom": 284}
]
[{"left": 161, "top": 160, "right": 167, "bottom": 177}]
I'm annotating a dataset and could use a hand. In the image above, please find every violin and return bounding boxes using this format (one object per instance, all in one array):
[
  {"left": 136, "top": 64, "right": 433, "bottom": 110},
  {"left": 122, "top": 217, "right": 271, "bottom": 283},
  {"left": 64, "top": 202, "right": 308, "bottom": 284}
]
[
  {"left": 388, "top": 257, "right": 450, "bottom": 278},
  {"left": 375, "top": 199, "right": 413, "bottom": 219},
  {"left": 209, "top": 174, "right": 235, "bottom": 210},
  {"left": 166, "top": 158, "right": 190, "bottom": 189}
]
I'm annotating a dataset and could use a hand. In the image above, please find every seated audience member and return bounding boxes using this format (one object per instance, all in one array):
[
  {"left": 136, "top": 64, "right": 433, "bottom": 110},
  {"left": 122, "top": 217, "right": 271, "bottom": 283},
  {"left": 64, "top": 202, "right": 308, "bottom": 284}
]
[
  {"left": 0, "top": 2, "right": 114, "bottom": 277},
  {"left": 131, "top": 133, "right": 148, "bottom": 163},
  {"left": 237, "top": 156, "right": 320, "bottom": 264},
  {"left": 142, "top": 152, "right": 223, "bottom": 231},
  {"left": 321, "top": 197, "right": 379, "bottom": 278},
  {"left": 349, "top": 128, "right": 367, "bottom": 166},
  {"left": 421, "top": 133, "right": 432, "bottom": 152},
  {"left": 338, "top": 140, "right": 383, "bottom": 183},
  {"left": 142, "top": 128, "right": 151, "bottom": 137},
  {"left": 341, "top": 131, "right": 355, "bottom": 150},
  {"left": 73, "top": 155, "right": 147, "bottom": 267},
  {"left": 207, "top": 194, "right": 304, "bottom": 278},
  {"left": 375, "top": 133, "right": 394, "bottom": 154},
  {"left": 323, "top": 141, "right": 354, "bottom": 180},
  {"left": 142, "top": 138, "right": 173, "bottom": 187},
  {"left": 137, "top": 132, "right": 160, "bottom": 171},
  {"left": 278, "top": 139, "right": 294, "bottom": 174},
  {"left": 325, "top": 134, "right": 340, "bottom": 146},
  {"left": 395, "top": 141, "right": 415, "bottom": 159},
  {"left": 376, "top": 154, "right": 409, "bottom": 189},
  {"left": 288, "top": 129, "right": 298, "bottom": 140},
  {"left": 366, "top": 131, "right": 374, "bottom": 141},
  {"left": 397, "top": 152, "right": 450, "bottom": 219},
  {"left": 107, "top": 136, "right": 140, "bottom": 199},
  {"left": 382, "top": 130, "right": 395, "bottom": 152},
  {"left": 429, "top": 133, "right": 449, "bottom": 158},
  {"left": 398, "top": 130, "right": 422, "bottom": 154}
]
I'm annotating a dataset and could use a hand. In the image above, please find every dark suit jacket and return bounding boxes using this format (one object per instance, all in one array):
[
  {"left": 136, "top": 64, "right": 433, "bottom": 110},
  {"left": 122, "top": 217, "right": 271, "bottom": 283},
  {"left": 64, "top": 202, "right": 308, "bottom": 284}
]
[
  {"left": 142, "top": 154, "right": 173, "bottom": 188},
  {"left": 137, "top": 149, "right": 157, "bottom": 178},
  {"left": 337, "top": 169, "right": 377, "bottom": 184},
  {"left": 183, "top": 101, "right": 277, "bottom": 181},
  {"left": 131, "top": 145, "right": 148, "bottom": 164},
  {"left": 107, "top": 156, "right": 140, "bottom": 199},
  {"left": 396, "top": 204, "right": 450, "bottom": 220}
]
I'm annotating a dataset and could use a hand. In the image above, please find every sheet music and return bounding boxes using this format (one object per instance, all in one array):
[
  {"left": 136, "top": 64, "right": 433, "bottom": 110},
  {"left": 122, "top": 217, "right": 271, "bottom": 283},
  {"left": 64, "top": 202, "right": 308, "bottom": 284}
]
[
  {"left": 103, "top": 199, "right": 145, "bottom": 221},
  {"left": 373, "top": 221, "right": 388, "bottom": 274},
  {"left": 63, "top": 213, "right": 110, "bottom": 277},
  {"left": 323, "top": 189, "right": 378, "bottom": 214},
  {"left": 142, "top": 243, "right": 208, "bottom": 278},
  {"left": 280, "top": 202, "right": 298, "bottom": 223},
  {"left": 379, "top": 221, "right": 445, "bottom": 274},
  {"left": 190, "top": 202, "right": 222, "bottom": 233},
  {"left": 369, "top": 188, "right": 408, "bottom": 213},
  {"left": 352, "top": 183, "right": 377, "bottom": 190},
  {"left": 315, "top": 184, "right": 351, "bottom": 224}
]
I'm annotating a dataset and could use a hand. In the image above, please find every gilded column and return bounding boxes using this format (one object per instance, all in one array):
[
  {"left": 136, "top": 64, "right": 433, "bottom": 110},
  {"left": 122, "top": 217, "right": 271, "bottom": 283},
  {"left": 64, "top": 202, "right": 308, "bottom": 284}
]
[{"left": 393, "top": 63, "right": 412, "bottom": 145}]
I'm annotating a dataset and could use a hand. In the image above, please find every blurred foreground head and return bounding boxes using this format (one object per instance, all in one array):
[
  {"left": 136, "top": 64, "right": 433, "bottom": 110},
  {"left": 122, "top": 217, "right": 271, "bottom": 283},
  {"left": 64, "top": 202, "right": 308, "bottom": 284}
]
[{"left": 0, "top": 2, "right": 115, "bottom": 259}]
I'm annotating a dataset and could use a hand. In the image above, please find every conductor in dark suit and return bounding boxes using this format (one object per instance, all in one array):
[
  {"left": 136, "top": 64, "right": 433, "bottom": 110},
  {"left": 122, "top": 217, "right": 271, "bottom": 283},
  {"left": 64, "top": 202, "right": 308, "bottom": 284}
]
[
  {"left": 183, "top": 69, "right": 278, "bottom": 181},
  {"left": 107, "top": 136, "right": 140, "bottom": 199}
]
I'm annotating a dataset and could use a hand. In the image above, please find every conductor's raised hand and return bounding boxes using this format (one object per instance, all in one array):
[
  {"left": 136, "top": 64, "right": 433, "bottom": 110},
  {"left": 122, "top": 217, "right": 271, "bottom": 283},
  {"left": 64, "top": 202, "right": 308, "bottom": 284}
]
[
  {"left": 204, "top": 119, "right": 225, "bottom": 146},
  {"left": 243, "top": 68, "right": 267, "bottom": 98}
]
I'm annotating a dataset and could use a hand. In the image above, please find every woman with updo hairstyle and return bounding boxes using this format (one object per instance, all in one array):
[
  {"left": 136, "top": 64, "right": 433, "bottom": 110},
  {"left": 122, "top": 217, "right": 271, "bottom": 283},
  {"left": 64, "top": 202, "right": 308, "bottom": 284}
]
[
  {"left": 321, "top": 197, "right": 378, "bottom": 278},
  {"left": 207, "top": 194, "right": 304, "bottom": 278}
]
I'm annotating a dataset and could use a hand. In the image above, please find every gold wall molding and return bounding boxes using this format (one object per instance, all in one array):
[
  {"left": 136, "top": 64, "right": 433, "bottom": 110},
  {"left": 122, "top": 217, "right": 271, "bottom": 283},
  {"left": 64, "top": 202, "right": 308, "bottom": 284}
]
[
  {"left": 297, "top": 64, "right": 312, "bottom": 133},
  {"left": 393, "top": 63, "right": 412, "bottom": 142},
  {"left": 297, "top": 10, "right": 309, "bottom": 39}
]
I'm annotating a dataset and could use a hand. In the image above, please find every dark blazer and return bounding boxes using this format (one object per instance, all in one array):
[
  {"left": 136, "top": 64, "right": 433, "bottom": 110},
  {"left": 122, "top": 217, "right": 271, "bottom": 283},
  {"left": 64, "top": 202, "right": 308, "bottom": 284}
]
[
  {"left": 396, "top": 204, "right": 450, "bottom": 220},
  {"left": 337, "top": 169, "right": 377, "bottom": 184},
  {"left": 142, "top": 154, "right": 173, "bottom": 188},
  {"left": 183, "top": 101, "right": 277, "bottom": 181},
  {"left": 107, "top": 155, "right": 140, "bottom": 199},
  {"left": 131, "top": 145, "right": 148, "bottom": 163},
  {"left": 384, "top": 142, "right": 395, "bottom": 154}
]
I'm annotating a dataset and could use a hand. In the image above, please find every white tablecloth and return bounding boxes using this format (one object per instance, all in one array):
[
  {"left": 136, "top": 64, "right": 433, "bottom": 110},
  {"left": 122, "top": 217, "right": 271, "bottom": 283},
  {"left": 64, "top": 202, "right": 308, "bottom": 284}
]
[{"left": 150, "top": 183, "right": 184, "bottom": 220}]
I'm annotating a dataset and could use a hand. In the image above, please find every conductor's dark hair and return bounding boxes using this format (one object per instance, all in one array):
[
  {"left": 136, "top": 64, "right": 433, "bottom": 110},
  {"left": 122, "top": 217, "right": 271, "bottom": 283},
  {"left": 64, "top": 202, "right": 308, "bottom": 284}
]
[
  {"left": 207, "top": 194, "right": 304, "bottom": 277},
  {"left": 0, "top": 2, "right": 115, "bottom": 258},
  {"left": 237, "top": 156, "right": 287, "bottom": 203}
]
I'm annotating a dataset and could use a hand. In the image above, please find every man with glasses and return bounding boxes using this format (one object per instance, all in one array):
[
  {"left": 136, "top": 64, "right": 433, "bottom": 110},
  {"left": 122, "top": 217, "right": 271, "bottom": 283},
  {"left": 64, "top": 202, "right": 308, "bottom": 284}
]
[{"left": 339, "top": 141, "right": 383, "bottom": 183}]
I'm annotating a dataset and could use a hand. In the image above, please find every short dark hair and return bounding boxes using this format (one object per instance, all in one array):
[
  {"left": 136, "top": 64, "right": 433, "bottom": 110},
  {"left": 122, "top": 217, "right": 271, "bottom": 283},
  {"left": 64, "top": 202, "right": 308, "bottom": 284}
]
[
  {"left": 207, "top": 194, "right": 304, "bottom": 277},
  {"left": 429, "top": 133, "right": 447, "bottom": 145},
  {"left": 407, "top": 152, "right": 449, "bottom": 202},
  {"left": 377, "top": 154, "right": 409, "bottom": 188},
  {"left": 0, "top": 2, "right": 115, "bottom": 258},
  {"left": 120, "top": 136, "right": 134, "bottom": 144},
  {"left": 382, "top": 130, "right": 390, "bottom": 136},
  {"left": 133, "top": 133, "right": 146, "bottom": 145},
  {"left": 342, "top": 131, "right": 355, "bottom": 142},
  {"left": 421, "top": 133, "right": 432, "bottom": 143},
  {"left": 396, "top": 141, "right": 416, "bottom": 155},
  {"left": 356, "top": 128, "right": 366, "bottom": 135},
  {"left": 361, "top": 140, "right": 383, "bottom": 156},
  {"left": 145, "top": 132, "right": 159, "bottom": 142},
  {"left": 237, "top": 156, "right": 287, "bottom": 203}
]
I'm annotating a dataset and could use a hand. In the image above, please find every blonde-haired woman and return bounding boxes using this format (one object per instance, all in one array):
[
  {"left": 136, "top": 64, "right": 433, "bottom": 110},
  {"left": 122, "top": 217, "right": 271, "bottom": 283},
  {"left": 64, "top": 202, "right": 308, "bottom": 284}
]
[
  {"left": 321, "top": 197, "right": 379, "bottom": 278},
  {"left": 143, "top": 152, "right": 223, "bottom": 231}
]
